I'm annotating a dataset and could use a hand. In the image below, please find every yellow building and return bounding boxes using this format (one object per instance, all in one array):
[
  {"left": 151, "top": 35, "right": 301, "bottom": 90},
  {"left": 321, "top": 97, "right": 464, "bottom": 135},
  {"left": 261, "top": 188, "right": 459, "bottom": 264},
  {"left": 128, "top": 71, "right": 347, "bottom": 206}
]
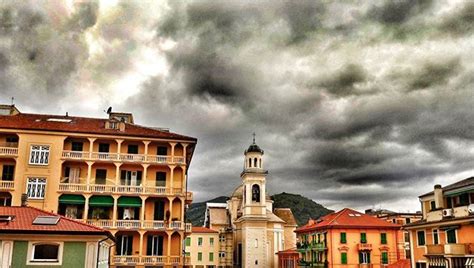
[
  {"left": 0, "top": 105, "right": 196, "bottom": 267},
  {"left": 185, "top": 227, "right": 219, "bottom": 268},
  {"left": 204, "top": 139, "right": 298, "bottom": 268},
  {"left": 404, "top": 178, "right": 474, "bottom": 268}
]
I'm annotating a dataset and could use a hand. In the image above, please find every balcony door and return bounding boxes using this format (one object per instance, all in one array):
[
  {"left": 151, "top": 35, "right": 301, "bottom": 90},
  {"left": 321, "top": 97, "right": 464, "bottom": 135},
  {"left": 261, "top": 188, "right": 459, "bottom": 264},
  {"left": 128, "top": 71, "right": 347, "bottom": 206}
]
[
  {"left": 65, "top": 167, "right": 81, "bottom": 183},
  {"left": 146, "top": 235, "right": 164, "bottom": 256},
  {"left": 154, "top": 200, "right": 165, "bottom": 220},
  {"left": 1, "top": 165, "right": 14, "bottom": 181},
  {"left": 116, "top": 235, "right": 133, "bottom": 256},
  {"left": 155, "top": 172, "right": 166, "bottom": 187},
  {"left": 121, "top": 170, "right": 142, "bottom": 186},
  {"left": 95, "top": 169, "right": 107, "bottom": 185},
  {"left": 359, "top": 251, "right": 371, "bottom": 264}
]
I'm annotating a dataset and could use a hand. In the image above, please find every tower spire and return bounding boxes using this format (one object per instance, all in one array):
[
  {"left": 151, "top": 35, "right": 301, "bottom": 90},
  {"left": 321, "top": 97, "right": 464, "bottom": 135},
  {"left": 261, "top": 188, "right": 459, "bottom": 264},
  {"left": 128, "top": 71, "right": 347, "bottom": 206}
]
[{"left": 252, "top": 132, "right": 256, "bottom": 144}]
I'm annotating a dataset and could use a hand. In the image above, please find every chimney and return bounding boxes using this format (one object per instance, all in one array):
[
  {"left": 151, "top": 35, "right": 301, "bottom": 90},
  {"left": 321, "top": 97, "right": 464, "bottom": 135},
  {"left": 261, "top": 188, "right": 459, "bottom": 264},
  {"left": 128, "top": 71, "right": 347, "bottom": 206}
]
[
  {"left": 434, "top": 184, "right": 444, "bottom": 209},
  {"left": 21, "top": 193, "right": 28, "bottom": 207}
]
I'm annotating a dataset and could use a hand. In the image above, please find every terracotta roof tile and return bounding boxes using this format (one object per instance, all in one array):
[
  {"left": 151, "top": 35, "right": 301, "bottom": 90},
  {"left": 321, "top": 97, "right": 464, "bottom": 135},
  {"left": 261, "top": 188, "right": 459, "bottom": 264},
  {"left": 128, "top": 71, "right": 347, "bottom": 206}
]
[
  {"left": 0, "top": 206, "right": 111, "bottom": 237},
  {"left": 295, "top": 208, "right": 401, "bottom": 233},
  {"left": 0, "top": 113, "right": 196, "bottom": 141},
  {"left": 192, "top": 226, "right": 219, "bottom": 233}
]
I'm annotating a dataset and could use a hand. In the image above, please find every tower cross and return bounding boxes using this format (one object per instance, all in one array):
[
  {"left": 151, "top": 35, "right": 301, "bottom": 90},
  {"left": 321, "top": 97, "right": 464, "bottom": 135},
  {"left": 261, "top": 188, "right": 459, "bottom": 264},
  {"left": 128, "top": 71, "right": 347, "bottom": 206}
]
[{"left": 252, "top": 132, "right": 256, "bottom": 144}]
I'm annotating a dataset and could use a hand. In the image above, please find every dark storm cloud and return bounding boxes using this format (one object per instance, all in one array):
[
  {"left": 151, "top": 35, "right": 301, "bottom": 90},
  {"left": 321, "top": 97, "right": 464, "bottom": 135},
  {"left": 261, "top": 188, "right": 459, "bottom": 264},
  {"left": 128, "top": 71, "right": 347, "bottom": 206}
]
[{"left": 1, "top": 0, "right": 473, "bottom": 212}]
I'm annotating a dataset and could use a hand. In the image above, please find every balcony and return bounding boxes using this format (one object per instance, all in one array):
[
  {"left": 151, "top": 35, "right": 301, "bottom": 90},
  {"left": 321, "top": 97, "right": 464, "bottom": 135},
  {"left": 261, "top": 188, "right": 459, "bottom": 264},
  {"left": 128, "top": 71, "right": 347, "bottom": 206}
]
[
  {"left": 426, "top": 210, "right": 444, "bottom": 222},
  {"left": 58, "top": 183, "right": 189, "bottom": 197},
  {"left": 112, "top": 256, "right": 188, "bottom": 266},
  {"left": 0, "top": 180, "right": 14, "bottom": 190},
  {"left": 310, "top": 242, "right": 326, "bottom": 251},
  {"left": 426, "top": 244, "right": 444, "bottom": 255},
  {"left": 185, "top": 223, "right": 192, "bottom": 233},
  {"left": 358, "top": 243, "right": 373, "bottom": 251},
  {"left": 444, "top": 244, "right": 468, "bottom": 255},
  {"left": 62, "top": 151, "right": 186, "bottom": 165},
  {"left": 0, "top": 145, "right": 18, "bottom": 157},
  {"left": 84, "top": 219, "right": 186, "bottom": 231}
]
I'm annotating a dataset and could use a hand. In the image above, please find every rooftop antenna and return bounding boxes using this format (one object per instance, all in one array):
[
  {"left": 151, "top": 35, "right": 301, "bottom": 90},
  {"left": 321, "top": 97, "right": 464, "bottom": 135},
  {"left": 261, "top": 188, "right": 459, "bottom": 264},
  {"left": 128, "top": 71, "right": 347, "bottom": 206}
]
[
  {"left": 104, "top": 106, "right": 112, "bottom": 114},
  {"left": 10, "top": 97, "right": 14, "bottom": 106},
  {"left": 252, "top": 132, "right": 256, "bottom": 144}
]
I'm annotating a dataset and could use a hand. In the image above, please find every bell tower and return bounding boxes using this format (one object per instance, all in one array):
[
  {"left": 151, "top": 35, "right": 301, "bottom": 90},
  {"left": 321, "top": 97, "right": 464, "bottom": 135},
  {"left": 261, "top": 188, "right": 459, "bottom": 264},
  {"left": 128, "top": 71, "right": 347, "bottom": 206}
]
[{"left": 241, "top": 133, "right": 267, "bottom": 217}]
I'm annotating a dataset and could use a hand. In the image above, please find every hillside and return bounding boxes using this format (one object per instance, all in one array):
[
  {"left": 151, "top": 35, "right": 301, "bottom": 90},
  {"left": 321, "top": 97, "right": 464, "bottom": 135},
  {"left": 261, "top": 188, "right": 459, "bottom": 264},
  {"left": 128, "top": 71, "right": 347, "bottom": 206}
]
[{"left": 186, "top": 192, "right": 332, "bottom": 227}]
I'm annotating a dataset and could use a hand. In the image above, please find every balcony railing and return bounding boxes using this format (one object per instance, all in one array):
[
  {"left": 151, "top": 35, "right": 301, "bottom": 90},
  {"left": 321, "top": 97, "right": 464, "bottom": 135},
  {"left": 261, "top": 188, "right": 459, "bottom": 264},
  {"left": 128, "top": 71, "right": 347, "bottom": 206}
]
[
  {"left": 185, "top": 223, "right": 192, "bottom": 232},
  {"left": 0, "top": 146, "right": 18, "bottom": 157},
  {"left": 444, "top": 244, "right": 468, "bottom": 255},
  {"left": 358, "top": 243, "right": 373, "bottom": 251},
  {"left": 426, "top": 244, "right": 444, "bottom": 255},
  {"left": 359, "top": 265, "right": 373, "bottom": 268},
  {"left": 112, "top": 256, "right": 188, "bottom": 265},
  {"left": 311, "top": 242, "right": 326, "bottom": 251},
  {"left": 58, "top": 183, "right": 190, "bottom": 197},
  {"left": 0, "top": 180, "right": 14, "bottom": 190},
  {"left": 84, "top": 219, "right": 186, "bottom": 230},
  {"left": 62, "top": 151, "right": 186, "bottom": 165}
]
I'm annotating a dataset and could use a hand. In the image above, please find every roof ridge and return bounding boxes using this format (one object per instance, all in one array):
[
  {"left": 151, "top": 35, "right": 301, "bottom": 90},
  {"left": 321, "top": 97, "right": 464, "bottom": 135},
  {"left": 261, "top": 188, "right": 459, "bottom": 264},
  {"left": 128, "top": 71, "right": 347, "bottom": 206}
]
[{"left": 326, "top": 208, "right": 350, "bottom": 225}]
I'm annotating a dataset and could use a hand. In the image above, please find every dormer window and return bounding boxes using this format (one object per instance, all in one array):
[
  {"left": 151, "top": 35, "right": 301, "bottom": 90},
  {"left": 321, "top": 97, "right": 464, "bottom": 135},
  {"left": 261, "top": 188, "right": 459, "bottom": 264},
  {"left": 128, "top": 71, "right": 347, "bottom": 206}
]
[{"left": 105, "top": 121, "right": 119, "bottom": 130}]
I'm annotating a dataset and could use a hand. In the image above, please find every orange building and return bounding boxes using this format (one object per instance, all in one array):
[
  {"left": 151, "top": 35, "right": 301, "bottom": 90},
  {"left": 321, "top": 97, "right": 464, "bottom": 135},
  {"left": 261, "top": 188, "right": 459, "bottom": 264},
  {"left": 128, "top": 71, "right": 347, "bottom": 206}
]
[
  {"left": 295, "top": 208, "right": 404, "bottom": 268},
  {"left": 404, "top": 178, "right": 474, "bottom": 268},
  {"left": 0, "top": 105, "right": 196, "bottom": 267}
]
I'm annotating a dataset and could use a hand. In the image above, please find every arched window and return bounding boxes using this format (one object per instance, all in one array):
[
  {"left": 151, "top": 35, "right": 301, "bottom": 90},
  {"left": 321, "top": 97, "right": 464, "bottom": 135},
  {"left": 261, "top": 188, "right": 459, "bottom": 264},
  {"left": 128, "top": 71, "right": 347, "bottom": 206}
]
[
  {"left": 248, "top": 158, "right": 252, "bottom": 168},
  {"left": 252, "top": 184, "right": 260, "bottom": 202},
  {"left": 259, "top": 159, "right": 262, "bottom": 168},
  {"left": 254, "top": 158, "right": 257, "bottom": 168}
]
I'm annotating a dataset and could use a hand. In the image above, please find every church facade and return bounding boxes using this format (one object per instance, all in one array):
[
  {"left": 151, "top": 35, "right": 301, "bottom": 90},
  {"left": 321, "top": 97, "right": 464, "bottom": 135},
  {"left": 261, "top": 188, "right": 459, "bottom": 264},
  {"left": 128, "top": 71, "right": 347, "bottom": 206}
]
[{"left": 204, "top": 140, "right": 297, "bottom": 267}]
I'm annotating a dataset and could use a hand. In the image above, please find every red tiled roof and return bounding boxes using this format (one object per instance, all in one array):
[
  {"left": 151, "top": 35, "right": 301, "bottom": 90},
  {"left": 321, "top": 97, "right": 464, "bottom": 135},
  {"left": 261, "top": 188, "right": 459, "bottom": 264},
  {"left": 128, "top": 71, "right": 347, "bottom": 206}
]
[
  {"left": 0, "top": 113, "right": 196, "bottom": 141},
  {"left": 0, "top": 206, "right": 113, "bottom": 239},
  {"left": 295, "top": 208, "right": 401, "bottom": 233},
  {"left": 387, "top": 259, "right": 411, "bottom": 268},
  {"left": 277, "top": 248, "right": 299, "bottom": 255},
  {"left": 192, "top": 226, "right": 219, "bottom": 233}
]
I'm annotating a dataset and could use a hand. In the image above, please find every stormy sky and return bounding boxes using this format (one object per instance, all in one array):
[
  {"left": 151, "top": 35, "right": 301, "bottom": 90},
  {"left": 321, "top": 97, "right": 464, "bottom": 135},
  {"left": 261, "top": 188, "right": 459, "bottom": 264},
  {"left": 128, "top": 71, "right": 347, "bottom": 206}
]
[{"left": 0, "top": 0, "right": 473, "bottom": 212}]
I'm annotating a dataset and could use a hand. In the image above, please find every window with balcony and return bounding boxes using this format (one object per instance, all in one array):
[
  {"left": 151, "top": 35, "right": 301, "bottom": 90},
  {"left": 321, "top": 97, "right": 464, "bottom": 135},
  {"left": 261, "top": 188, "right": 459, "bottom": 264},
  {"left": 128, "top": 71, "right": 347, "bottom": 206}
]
[
  {"left": 29, "top": 145, "right": 50, "bottom": 165},
  {"left": 433, "top": 229, "right": 439, "bottom": 244},
  {"left": 146, "top": 235, "right": 163, "bottom": 256},
  {"left": 381, "top": 233, "right": 387, "bottom": 244},
  {"left": 27, "top": 178, "right": 46, "bottom": 199},
  {"left": 359, "top": 252, "right": 370, "bottom": 264},
  {"left": 341, "top": 252, "right": 347, "bottom": 264},
  {"left": 340, "top": 232, "right": 347, "bottom": 243},
  {"left": 98, "top": 143, "right": 110, "bottom": 153},
  {"left": 157, "top": 146, "right": 167, "bottom": 155},
  {"left": 95, "top": 169, "right": 107, "bottom": 184},
  {"left": 417, "top": 230, "right": 425, "bottom": 246},
  {"left": 360, "top": 233, "right": 367, "bottom": 244},
  {"left": 71, "top": 142, "right": 83, "bottom": 152},
  {"left": 459, "top": 193, "right": 469, "bottom": 206},
  {"left": 5, "top": 136, "right": 18, "bottom": 147},
  {"left": 155, "top": 172, "right": 166, "bottom": 187},
  {"left": 127, "top": 145, "right": 138, "bottom": 154},
  {"left": 121, "top": 170, "right": 142, "bottom": 186},
  {"left": 446, "top": 229, "right": 457, "bottom": 244},
  {"left": 1, "top": 165, "right": 14, "bottom": 181},
  {"left": 116, "top": 235, "right": 133, "bottom": 255}
]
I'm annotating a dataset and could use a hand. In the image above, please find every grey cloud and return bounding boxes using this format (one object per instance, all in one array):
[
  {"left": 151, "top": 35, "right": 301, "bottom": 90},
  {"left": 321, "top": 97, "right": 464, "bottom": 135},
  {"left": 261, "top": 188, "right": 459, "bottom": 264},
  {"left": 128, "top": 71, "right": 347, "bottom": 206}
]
[
  {"left": 439, "top": 2, "right": 474, "bottom": 34},
  {"left": 368, "top": 0, "right": 433, "bottom": 25},
  {"left": 317, "top": 63, "right": 368, "bottom": 96}
]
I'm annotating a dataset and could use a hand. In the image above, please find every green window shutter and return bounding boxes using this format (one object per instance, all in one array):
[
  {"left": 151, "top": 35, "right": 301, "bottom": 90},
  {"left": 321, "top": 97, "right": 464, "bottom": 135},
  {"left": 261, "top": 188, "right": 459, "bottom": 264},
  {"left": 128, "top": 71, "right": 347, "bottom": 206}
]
[
  {"left": 382, "top": 252, "right": 388, "bottom": 264},
  {"left": 340, "top": 232, "right": 347, "bottom": 243},
  {"left": 198, "top": 252, "right": 202, "bottom": 261},
  {"left": 209, "top": 252, "right": 214, "bottom": 262},
  {"left": 341, "top": 253, "right": 347, "bottom": 264},
  {"left": 447, "top": 229, "right": 457, "bottom": 244},
  {"left": 367, "top": 252, "right": 371, "bottom": 264},
  {"left": 361, "top": 233, "right": 367, "bottom": 243},
  {"left": 381, "top": 233, "right": 387, "bottom": 244},
  {"left": 417, "top": 231, "right": 425, "bottom": 246},
  {"left": 359, "top": 252, "right": 363, "bottom": 264},
  {"left": 185, "top": 237, "right": 191, "bottom": 246}
]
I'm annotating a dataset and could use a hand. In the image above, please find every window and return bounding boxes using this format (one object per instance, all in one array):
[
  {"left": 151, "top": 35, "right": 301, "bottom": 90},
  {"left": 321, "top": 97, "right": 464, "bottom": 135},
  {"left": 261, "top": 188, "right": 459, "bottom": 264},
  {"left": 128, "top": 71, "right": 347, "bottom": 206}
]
[
  {"left": 446, "top": 197, "right": 453, "bottom": 208},
  {"left": 446, "top": 229, "right": 456, "bottom": 244},
  {"left": 416, "top": 263, "right": 427, "bottom": 268},
  {"left": 127, "top": 144, "right": 138, "bottom": 154},
  {"left": 360, "top": 233, "right": 367, "bottom": 244},
  {"left": 157, "top": 146, "right": 168, "bottom": 155},
  {"left": 155, "top": 172, "right": 166, "bottom": 187},
  {"left": 406, "top": 218, "right": 411, "bottom": 224},
  {"left": 2, "top": 165, "right": 14, "bottom": 181},
  {"left": 6, "top": 136, "right": 18, "bottom": 147},
  {"left": 210, "top": 237, "right": 214, "bottom": 246},
  {"left": 381, "top": 252, "right": 388, "bottom": 264},
  {"left": 116, "top": 235, "right": 133, "bottom": 255},
  {"left": 28, "top": 242, "right": 63, "bottom": 264},
  {"left": 248, "top": 158, "right": 252, "bottom": 168},
  {"left": 381, "top": 233, "right": 387, "bottom": 244},
  {"left": 417, "top": 230, "right": 425, "bottom": 246},
  {"left": 198, "top": 237, "right": 203, "bottom": 246},
  {"left": 252, "top": 184, "right": 260, "bottom": 202},
  {"left": 340, "top": 232, "right": 347, "bottom": 243},
  {"left": 27, "top": 178, "right": 46, "bottom": 199},
  {"left": 430, "top": 201, "right": 436, "bottom": 211},
  {"left": 71, "top": 142, "right": 83, "bottom": 152},
  {"left": 185, "top": 237, "right": 191, "bottom": 247},
  {"left": 341, "top": 252, "right": 347, "bottom": 264},
  {"left": 255, "top": 239, "right": 258, "bottom": 248},
  {"left": 254, "top": 158, "right": 257, "bottom": 167},
  {"left": 459, "top": 193, "right": 469, "bottom": 206},
  {"left": 98, "top": 143, "right": 110, "bottom": 153},
  {"left": 29, "top": 145, "right": 50, "bottom": 165},
  {"left": 433, "top": 229, "right": 439, "bottom": 245},
  {"left": 219, "top": 234, "right": 225, "bottom": 242},
  {"left": 95, "top": 169, "right": 107, "bottom": 184},
  {"left": 146, "top": 235, "right": 163, "bottom": 256},
  {"left": 359, "top": 252, "right": 370, "bottom": 264},
  {"left": 198, "top": 252, "right": 202, "bottom": 261},
  {"left": 219, "top": 252, "right": 226, "bottom": 258},
  {"left": 209, "top": 252, "right": 214, "bottom": 262}
]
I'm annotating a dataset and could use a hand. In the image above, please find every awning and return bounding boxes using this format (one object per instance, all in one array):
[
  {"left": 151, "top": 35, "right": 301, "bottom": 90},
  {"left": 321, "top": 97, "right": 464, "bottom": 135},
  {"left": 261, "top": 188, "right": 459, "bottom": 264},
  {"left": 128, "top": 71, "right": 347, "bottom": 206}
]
[
  {"left": 117, "top": 196, "right": 141, "bottom": 207},
  {"left": 466, "top": 258, "right": 474, "bottom": 268},
  {"left": 89, "top": 196, "right": 114, "bottom": 207},
  {"left": 428, "top": 256, "right": 447, "bottom": 267},
  {"left": 59, "top": 194, "right": 85, "bottom": 205},
  {"left": 445, "top": 185, "right": 474, "bottom": 196}
]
